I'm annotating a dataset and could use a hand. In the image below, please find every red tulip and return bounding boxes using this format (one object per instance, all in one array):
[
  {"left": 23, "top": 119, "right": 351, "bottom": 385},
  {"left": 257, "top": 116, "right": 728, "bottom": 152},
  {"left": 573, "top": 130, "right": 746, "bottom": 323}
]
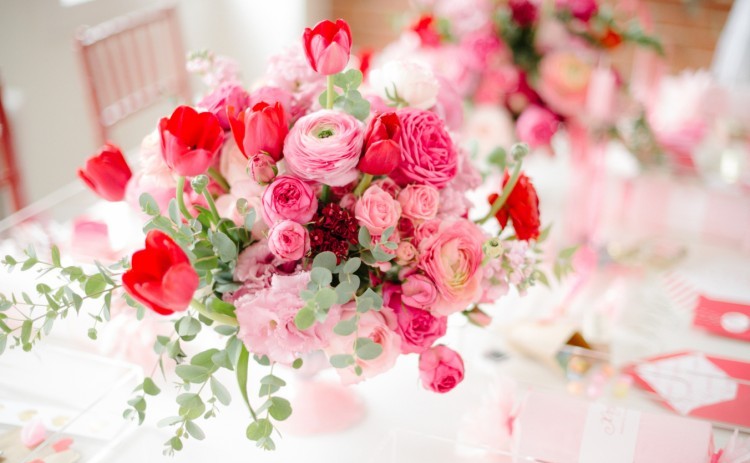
[
  {"left": 122, "top": 230, "right": 199, "bottom": 316},
  {"left": 228, "top": 102, "right": 288, "bottom": 161},
  {"left": 411, "top": 15, "right": 442, "bottom": 47},
  {"left": 487, "top": 172, "right": 541, "bottom": 241},
  {"left": 302, "top": 19, "right": 352, "bottom": 75},
  {"left": 358, "top": 112, "right": 401, "bottom": 176},
  {"left": 77, "top": 142, "right": 132, "bottom": 201},
  {"left": 159, "top": 105, "right": 224, "bottom": 177}
]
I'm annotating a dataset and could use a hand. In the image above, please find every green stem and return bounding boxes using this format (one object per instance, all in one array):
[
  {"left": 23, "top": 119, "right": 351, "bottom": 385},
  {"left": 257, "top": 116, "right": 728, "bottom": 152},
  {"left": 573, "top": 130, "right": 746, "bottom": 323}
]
[
  {"left": 202, "top": 189, "right": 221, "bottom": 225},
  {"left": 190, "top": 299, "right": 238, "bottom": 327},
  {"left": 237, "top": 346, "right": 258, "bottom": 421},
  {"left": 353, "top": 173, "right": 373, "bottom": 197},
  {"left": 207, "top": 167, "right": 230, "bottom": 193},
  {"left": 320, "top": 184, "right": 331, "bottom": 203},
  {"left": 326, "top": 75, "right": 335, "bottom": 110},
  {"left": 176, "top": 177, "right": 193, "bottom": 221},
  {"left": 477, "top": 162, "right": 523, "bottom": 225}
]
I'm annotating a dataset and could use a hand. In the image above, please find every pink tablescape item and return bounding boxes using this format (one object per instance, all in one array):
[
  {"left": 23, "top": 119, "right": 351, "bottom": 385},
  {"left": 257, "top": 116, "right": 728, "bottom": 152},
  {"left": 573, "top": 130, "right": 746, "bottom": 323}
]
[
  {"left": 303, "top": 19, "right": 352, "bottom": 75},
  {"left": 77, "top": 142, "right": 132, "bottom": 201},
  {"left": 159, "top": 105, "right": 224, "bottom": 177},
  {"left": 20, "top": 419, "right": 47, "bottom": 448},
  {"left": 69, "top": 218, "right": 117, "bottom": 262},
  {"left": 513, "top": 391, "right": 713, "bottom": 463},
  {"left": 693, "top": 296, "right": 750, "bottom": 342},
  {"left": 280, "top": 381, "right": 365, "bottom": 435}
]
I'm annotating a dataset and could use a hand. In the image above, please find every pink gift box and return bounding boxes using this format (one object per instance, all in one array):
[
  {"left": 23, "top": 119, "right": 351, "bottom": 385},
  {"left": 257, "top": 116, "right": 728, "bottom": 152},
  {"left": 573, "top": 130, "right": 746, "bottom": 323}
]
[{"left": 513, "top": 391, "right": 713, "bottom": 463}]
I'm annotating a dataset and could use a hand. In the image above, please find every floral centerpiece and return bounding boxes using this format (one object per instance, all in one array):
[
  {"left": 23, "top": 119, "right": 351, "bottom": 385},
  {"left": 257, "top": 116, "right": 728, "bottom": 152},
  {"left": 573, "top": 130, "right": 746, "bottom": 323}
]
[{"left": 0, "top": 19, "right": 567, "bottom": 454}]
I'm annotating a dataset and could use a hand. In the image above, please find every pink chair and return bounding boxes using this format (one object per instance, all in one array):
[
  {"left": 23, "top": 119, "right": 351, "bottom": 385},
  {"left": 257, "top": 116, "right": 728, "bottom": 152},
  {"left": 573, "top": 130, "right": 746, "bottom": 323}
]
[
  {"left": 74, "top": 3, "right": 191, "bottom": 146},
  {"left": 0, "top": 76, "right": 25, "bottom": 212}
]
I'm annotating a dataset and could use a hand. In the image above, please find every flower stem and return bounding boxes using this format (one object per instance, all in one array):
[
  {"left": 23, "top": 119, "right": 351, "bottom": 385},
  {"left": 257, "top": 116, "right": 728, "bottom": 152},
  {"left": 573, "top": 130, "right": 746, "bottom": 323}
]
[
  {"left": 190, "top": 299, "right": 238, "bottom": 326},
  {"left": 207, "top": 167, "right": 230, "bottom": 193},
  {"left": 320, "top": 184, "right": 331, "bottom": 203},
  {"left": 176, "top": 176, "right": 193, "bottom": 221},
  {"left": 477, "top": 162, "right": 523, "bottom": 225},
  {"left": 202, "top": 189, "right": 221, "bottom": 225},
  {"left": 326, "top": 75, "right": 335, "bottom": 110},
  {"left": 353, "top": 173, "right": 373, "bottom": 197}
]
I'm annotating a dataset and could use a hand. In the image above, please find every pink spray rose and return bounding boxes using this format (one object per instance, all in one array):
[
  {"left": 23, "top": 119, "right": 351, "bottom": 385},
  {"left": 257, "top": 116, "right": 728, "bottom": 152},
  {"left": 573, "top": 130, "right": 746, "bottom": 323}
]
[
  {"left": 418, "top": 219, "right": 485, "bottom": 316},
  {"left": 398, "top": 184, "right": 440, "bottom": 222},
  {"left": 538, "top": 51, "right": 592, "bottom": 116},
  {"left": 198, "top": 82, "right": 250, "bottom": 130},
  {"left": 267, "top": 220, "right": 310, "bottom": 262},
  {"left": 236, "top": 273, "right": 341, "bottom": 364},
  {"left": 382, "top": 284, "right": 447, "bottom": 354},
  {"left": 390, "top": 109, "right": 458, "bottom": 189},
  {"left": 261, "top": 175, "right": 318, "bottom": 225},
  {"left": 515, "top": 105, "right": 559, "bottom": 148},
  {"left": 401, "top": 274, "right": 438, "bottom": 308},
  {"left": 283, "top": 110, "right": 364, "bottom": 186},
  {"left": 395, "top": 241, "right": 418, "bottom": 266},
  {"left": 419, "top": 345, "right": 465, "bottom": 393},
  {"left": 354, "top": 185, "right": 402, "bottom": 236}
]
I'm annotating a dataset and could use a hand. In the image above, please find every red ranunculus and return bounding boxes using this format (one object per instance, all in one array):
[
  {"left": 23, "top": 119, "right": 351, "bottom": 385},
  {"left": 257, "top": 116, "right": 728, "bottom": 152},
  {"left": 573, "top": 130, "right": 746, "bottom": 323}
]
[
  {"left": 122, "top": 230, "right": 199, "bottom": 316},
  {"left": 77, "top": 142, "right": 132, "bottom": 201},
  {"left": 599, "top": 28, "right": 623, "bottom": 49},
  {"left": 410, "top": 14, "right": 442, "bottom": 47},
  {"left": 302, "top": 19, "right": 352, "bottom": 75},
  {"left": 487, "top": 172, "right": 541, "bottom": 241},
  {"left": 358, "top": 112, "right": 401, "bottom": 176},
  {"left": 228, "top": 101, "right": 288, "bottom": 161},
  {"left": 159, "top": 105, "right": 224, "bottom": 177}
]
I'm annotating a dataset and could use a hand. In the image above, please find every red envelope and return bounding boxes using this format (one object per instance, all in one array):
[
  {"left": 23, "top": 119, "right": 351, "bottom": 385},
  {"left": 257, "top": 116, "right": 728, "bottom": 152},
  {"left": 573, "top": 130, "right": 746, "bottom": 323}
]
[
  {"left": 626, "top": 351, "right": 750, "bottom": 428},
  {"left": 693, "top": 295, "right": 750, "bottom": 342}
]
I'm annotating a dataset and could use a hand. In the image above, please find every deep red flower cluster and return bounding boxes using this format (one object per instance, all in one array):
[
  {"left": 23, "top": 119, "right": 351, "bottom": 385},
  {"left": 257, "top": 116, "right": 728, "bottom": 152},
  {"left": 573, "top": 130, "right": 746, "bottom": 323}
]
[{"left": 308, "top": 203, "right": 359, "bottom": 261}]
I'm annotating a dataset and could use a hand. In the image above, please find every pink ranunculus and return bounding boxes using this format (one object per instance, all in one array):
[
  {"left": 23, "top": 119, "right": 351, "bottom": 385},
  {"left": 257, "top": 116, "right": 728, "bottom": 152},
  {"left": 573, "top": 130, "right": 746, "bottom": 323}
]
[
  {"left": 401, "top": 273, "right": 438, "bottom": 308},
  {"left": 398, "top": 184, "right": 440, "bottom": 222},
  {"left": 516, "top": 105, "right": 559, "bottom": 148},
  {"left": 395, "top": 241, "right": 418, "bottom": 266},
  {"left": 261, "top": 175, "right": 318, "bottom": 225},
  {"left": 325, "top": 306, "right": 401, "bottom": 385},
  {"left": 537, "top": 51, "right": 592, "bottom": 116},
  {"left": 283, "top": 110, "right": 364, "bottom": 187},
  {"left": 267, "top": 220, "right": 310, "bottom": 262},
  {"left": 198, "top": 82, "right": 250, "bottom": 130},
  {"left": 355, "top": 185, "right": 401, "bottom": 236},
  {"left": 418, "top": 219, "right": 485, "bottom": 316},
  {"left": 236, "top": 273, "right": 341, "bottom": 365},
  {"left": 382, "top": 284, "right": 447, "bottom": 354},
  {"left": 391, "top": 109, "right": 458, "bottom": 189},
  {"left": 418, "top": 345, "right": 465, "bottom": 393}
]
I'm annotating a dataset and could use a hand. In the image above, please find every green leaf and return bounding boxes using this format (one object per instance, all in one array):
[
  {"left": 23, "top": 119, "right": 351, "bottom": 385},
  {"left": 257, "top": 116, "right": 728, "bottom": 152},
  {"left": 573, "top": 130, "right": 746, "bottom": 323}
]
[
  {"left": 84, "top": 274, "right": 107, "bottom": 298},
  {"left": 156, "top": 416, "right": 182, "bottom": 428},
  {"left": 330, "top": 354, "right": 355, "bottom": 368},
  {"left": 143, "top": 377, "right": 161, "bottom": 396},
  {"left": 294, "top": 306, "right": 315, "bottom": 330},
  {"left": 212, "top": 232, "right": 237, "bottom": 263},
  {"left": 246, "top": 419, "right": 273, "bottom": 441},
  {"left": 333, "top": 318, "right": 357, "bottom": 336},
  {"left": 356, "top": 296, "right": 373, "bottom": 313},
  {"left": 292, "top": 358, "right": 303, "bottom": 369},
  {"left": 169, "top": 436, "right": 183, "bottom": 451},
  {"left": 355, "top": 338, "right": 383, "bottom": 360},
  {"left": 236, "top": 345, "right": 253, "bottom": 417},
  {"left": 168, "top": 199, "right": 180, "bottom": 224},
  {"left": 487, "top": 147, "right": 507, "bottom": 171},
  {"left": 559, "top": 245, "right": 578, "bottom": 260},
  {"left": 315, "top": 287, "right": 338, "bottom": 310},
  {"left": 310, "top": 267, "right": 332, "bottom": 287},
  {"left": 139, "top": 193, "right": 160, "bottom": 216},
  {"left": 244, "top": 208, "right": 256, "bottom": 231},
  {"left": 20, "top": 319, "right": 32, "bottom": 346},
  {"left": 0, "top": 334, "right": 7, "bottom": 355},
  {"left": 381, "top": 226, "right": 395, "bottom": 242},
  {"left": 175, "top": 365, "right": 209, "bottom": 383},
  {"left": 257, "top": 437, "right": 276, "bottom": 451},
  {"left": 260, "top": 375, "right": 286, "bottom": 387},
  {"left": 342, "top": 257, "right": 361, "bottom": 274},
  {"left": 312, "top": 251, "right": 337, "bottom": 271},
  {"left": 176, "top": 316, "right": 202, "bottom": 340},
  {"left": 538, "top": 224, "right": 552, "bottom": 243},
  {"left": 210, "top": 377, "right": 231, "bottom": 406},
  {"left": 87, "top": 328, "right": 98, "bottom": 340},
  {"left": 358, "top": 226, "right": 372, "bottom": 248},
  {"left": 185, "top": 420, "right": 205, "bottom": 440},
  {"left": 50, "top": 245, "right": 61, "bottom": 267},
  {"left": 176, "top": 393, "right": 205, "bottom": 420},
  {"left": 371, "top": 244, "right": 395, "bottom": 262},
  {"left": 269, "top": 397, "right": 292, "bottom": 421},
  {"left": 214, "top": 325, "right": 237, "bottom": 336},
  {"left": 191, "top": 348, "right": 220, "bottom": 368}
]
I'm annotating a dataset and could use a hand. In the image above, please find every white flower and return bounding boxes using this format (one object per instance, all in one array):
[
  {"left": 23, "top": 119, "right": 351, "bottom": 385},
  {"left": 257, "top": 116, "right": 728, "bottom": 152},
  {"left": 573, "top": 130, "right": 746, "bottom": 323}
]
[{"left": 369, "top": 59, "right": 439, "bottom": 110}]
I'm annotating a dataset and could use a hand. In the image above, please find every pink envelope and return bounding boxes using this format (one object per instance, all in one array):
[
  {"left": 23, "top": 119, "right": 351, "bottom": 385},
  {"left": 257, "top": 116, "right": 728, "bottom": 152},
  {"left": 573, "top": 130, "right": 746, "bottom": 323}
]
[
  {"left": 627, "top": 351, "right": 750, "bottom": 428},
  {"left": 693, "top": 296, "right": 750, "bottom": 342}
]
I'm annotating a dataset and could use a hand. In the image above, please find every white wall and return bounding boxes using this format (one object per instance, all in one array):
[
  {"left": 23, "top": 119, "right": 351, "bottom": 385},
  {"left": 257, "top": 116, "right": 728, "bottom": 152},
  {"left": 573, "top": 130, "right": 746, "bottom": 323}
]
[{"left": 0, "top": 0, "right": 322, "bottom": 211}]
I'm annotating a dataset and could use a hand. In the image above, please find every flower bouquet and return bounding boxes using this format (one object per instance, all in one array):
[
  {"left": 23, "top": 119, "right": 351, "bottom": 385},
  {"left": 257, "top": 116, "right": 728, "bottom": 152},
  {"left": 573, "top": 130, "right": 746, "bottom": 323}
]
[{"left": 0, "top": 19, "right": 566, "bottom": 454}]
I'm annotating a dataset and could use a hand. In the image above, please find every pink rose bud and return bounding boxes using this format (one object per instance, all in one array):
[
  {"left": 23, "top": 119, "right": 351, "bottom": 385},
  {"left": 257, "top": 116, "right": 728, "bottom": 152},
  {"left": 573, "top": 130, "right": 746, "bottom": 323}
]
[
  {"left": 358, "top": 112, "right": 402, "bottom": 176},
  {"left": 261, "top": 175, "right": 318, "bottom": 225},
  {"left": 401, "top": 274, "right": 438, "bottom": 308},
  {"left": 267, "top": 220, "right": 310, "bottom": 262},
  {"left": 228, "top": 101, "right": 288, "bottom": 161},
  {"left": 302, "top": 19, "right": 352, "bottom": 75},
  {"left": 77, "top": 142, "right": 132, "bottom": 201},
  {"left": 249, "top": 153, "right": 278, "bottom": 185},
  {"left": 419, "top": 345, "right": 465, "bottom": 393},
  {"left": 515, "top": 105, "right": 559, "bottom": 149},
  {"left": 395, "top": 241, "right": 418, "bottom": 265}
]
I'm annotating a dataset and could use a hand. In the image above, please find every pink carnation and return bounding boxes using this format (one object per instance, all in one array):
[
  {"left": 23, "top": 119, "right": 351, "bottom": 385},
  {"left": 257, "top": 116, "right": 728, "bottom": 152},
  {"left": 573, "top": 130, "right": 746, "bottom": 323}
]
[
  {"left": 355, "top": 185, "right": 402, "bottom": 236},
  {"left": 261, "top": 175, "right": 318, "bottom": 225},
  {"left": 382, "top": 284, "right": 447, "bottom": 354},
  {"left": 267, "top": 220, "right": 310, "bottom": 262},
  {"left": 398, "top": 184, "right": 440, "bottom": 222},
  {"left": 418, "top": 219, "right": 485, "bottom": 316},
  {"left": 233, "top": 240, "right": 282, "bottom": 294},
  {"left": 516, "top": 105, "right": 559, "bottom": 148},
  {"left": 283, "top": 110, "right": 364, "bottom": 186},
  {"left": 390, "top": 109, "right": 458, "bottom": 189},
  {"left": 236, "top": 273, "right": 340, "bottom": 364}
]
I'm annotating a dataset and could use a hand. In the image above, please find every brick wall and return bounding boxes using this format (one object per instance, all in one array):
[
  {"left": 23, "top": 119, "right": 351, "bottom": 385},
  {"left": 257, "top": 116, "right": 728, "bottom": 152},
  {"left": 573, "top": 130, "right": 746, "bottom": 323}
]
[{"left": 331, "top": 0, "right": 734, "bottom": 72}]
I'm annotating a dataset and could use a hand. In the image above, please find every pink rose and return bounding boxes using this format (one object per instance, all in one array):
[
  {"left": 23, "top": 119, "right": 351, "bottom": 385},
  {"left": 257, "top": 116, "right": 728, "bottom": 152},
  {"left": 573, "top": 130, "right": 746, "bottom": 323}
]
[
  {"left": 398, "top": 184, "right": 440, "bottom": 222},
  {"left": 390, "top": 109, "right": 458, "bottom": 190},
  {"left": 419, "top": 345, "right": 465, "bottom": 393},
  {"left": 382, "top": 284, "right": 447, "bottom": 354},
  {"left": 556, "top": 0, "right": 598, "bottom": 22},
  {"left": 373, "top": 177, "right": 401, "bottom": 199},
  {"left": 236, "top": 273, "right": 341, "bottom": 364},
  {"left": 354, "top": 185, "right": 401, "bottom": 236},
  {"left": 395, "top": 241, "right": 418, "bottom": 266},
  {"left": 418, "top": 219, "right": 485, "bottom": 316},
  {"left": 267, "top": 220, "right": 310, "bottom": 261},
  {"left": 516, "top": 105, "right": 559, "bottom": 148},
  {"left": 325, "top": 306, "right": 401, "bottom": 385},
  {"left": 538, "top": 51, "right": 592, "bottom": 116},
  {"left": 283, "top": 110, "right": 364, "bottom": 186},
  {"left": 401, "top": 274, "right": 438, "bottom": 308},
  {"left": 413, "top": 219, "right": 441, "bottom": 247},
  {"left": 261, "top": 175, "right": 318, "bottom": 225},
  {"left": 198, "top": 82, "right": 250, "bottom": 130}
]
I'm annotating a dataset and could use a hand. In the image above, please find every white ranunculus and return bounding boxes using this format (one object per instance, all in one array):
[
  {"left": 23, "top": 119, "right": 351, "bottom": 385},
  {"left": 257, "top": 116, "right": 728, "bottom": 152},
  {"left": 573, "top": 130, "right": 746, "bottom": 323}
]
[{"left": 370, "top": 59, "right": 439, "bottom": 110}]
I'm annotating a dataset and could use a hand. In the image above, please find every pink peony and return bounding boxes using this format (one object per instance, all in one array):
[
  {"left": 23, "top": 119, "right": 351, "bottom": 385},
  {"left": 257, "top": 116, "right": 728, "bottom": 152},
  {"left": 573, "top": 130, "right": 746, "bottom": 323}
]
[
  {"left": 401, "top": 273, "right": 438, "bottom": 308},
  {"left": 419, "top": 345, "right": 465, "bottom": 393},
  {"left": 261, "top": 175, "right": 318, "bottom": 225},
  {"left": 198, "top": 82, "right": 250, "bottom": 130},
  {"left": 538, "top": 51, "right": 592, "bottom": 116},
  {"left": 391, "top": 109, "right": 458, "bottom": 189},
  {"left": 516, "top": 105, "right": 559, "bottom": 148},
  {"left": 325, "top": 306, "right": 401, "bottom": 385},
  {"left": 398, "top": 184, "right": 440, "bottom": 222},
  {"left": 236, "top": 273, "right": 340, "bottom": 364},
  {"left": 354, "top": 185, "right": 402, "bottom": 236},
  {"left": 418, "top": 219, "right": 485, "bottom": 316},
  {"left": 267, "top": 220, "right": 310, "bottom": 262},
  {"left": 382, "top": 284, "right": 447, "bottom": 354},
  {"left": 283, "top": 110, "right": 364, "bottom": 186}
]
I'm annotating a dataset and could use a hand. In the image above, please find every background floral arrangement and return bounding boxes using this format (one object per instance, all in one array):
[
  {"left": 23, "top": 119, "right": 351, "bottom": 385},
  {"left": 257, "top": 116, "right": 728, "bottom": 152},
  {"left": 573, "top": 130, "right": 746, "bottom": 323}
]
[{"left": 0, "top": 18, "right": 571, "bottom": 454}]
